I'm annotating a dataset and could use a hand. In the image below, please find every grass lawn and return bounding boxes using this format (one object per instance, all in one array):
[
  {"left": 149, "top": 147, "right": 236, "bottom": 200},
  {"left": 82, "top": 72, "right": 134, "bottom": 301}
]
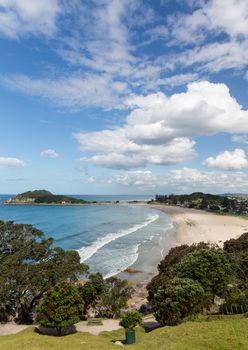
[{"left": 1, "top": 315, "right": 248, "bottom": 350}]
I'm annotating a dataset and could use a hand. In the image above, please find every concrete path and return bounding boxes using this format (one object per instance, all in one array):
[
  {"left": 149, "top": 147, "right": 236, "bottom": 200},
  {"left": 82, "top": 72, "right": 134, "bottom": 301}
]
[
  {"left": 76, "top": 319, "right": 121, "bottom": 335},
  {"left": 0, "top": 320, "right": 121, "bottom": 336},
  {"left": 0, "top": 323, "right": 29, "bottom": 336},
  {"left": 0, "top": 318, "right": 159, "bottom": 336}
]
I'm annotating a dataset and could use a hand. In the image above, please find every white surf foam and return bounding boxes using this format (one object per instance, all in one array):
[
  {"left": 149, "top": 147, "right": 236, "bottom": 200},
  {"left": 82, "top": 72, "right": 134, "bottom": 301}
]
[
  {"left": 103, "top": 243, "right": 141, "bottom": 279},
  {"left": 78, "top": 214, "right": 159, "bottom": 262}
]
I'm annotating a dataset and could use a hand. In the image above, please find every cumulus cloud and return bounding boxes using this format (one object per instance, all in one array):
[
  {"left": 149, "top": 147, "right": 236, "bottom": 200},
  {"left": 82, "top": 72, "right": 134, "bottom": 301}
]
[
  {"left": 0, "top": 0, "right": 60, "bottom": 38},
  {"left": 0, "top": 156, "right": 27, "bottom": 167},
  {"left": 125, "top": 81, "right": 248, "bottom": 141},
  {"left": 108, "top": 167, "right": 248, "bottom": 193},
  {"left": 167, "top": 167, "right": 248, "bottom": 192},
  {"left": 77, "top": 132, "right": 196, "bottom": 169},
  {"left": 40, "top": 149, "right": 59, "bottom": 158},
  {"left": 108, "top": 170, "right": 166, "bottom": 189},
  {"left": 203, "top": 149, "right": 248, "bottom": 170},
  {"left": 75, "top": 81, "right": 248, "bottom": 169}
]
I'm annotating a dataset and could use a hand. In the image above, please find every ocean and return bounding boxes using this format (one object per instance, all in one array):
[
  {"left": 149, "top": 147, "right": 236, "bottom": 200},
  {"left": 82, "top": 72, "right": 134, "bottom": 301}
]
[{"left": 0, "top": 194, "right": 175, "bottom": 281}]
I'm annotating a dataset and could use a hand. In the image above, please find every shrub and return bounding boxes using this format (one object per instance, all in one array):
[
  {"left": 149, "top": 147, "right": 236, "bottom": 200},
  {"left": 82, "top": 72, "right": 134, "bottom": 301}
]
[
  {"left": 36, "top": 282, "right": 83, "bottom": 335},
  {"left": 153, "top": 277, "right": 207, "bottom": 326},
  {"left": 119, "top": 311, "right": 143, "bottom": 330}
]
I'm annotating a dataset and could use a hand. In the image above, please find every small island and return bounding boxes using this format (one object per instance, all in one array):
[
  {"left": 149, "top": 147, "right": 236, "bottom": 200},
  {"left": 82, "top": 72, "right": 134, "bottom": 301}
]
[{"left": 5, "top": 190, "right": 88, "bottom": 205}]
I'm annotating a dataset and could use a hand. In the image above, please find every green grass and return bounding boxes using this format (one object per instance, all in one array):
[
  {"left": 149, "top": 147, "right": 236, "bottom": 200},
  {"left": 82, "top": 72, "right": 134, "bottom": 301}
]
[{"left": 1, "top": 315, "right": 248, "bottom": 350}]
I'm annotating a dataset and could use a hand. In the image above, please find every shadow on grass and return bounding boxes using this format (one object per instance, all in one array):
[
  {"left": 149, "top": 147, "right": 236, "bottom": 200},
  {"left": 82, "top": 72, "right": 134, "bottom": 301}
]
[
  {"left": 35, "top": 325, "right": 77, "bottom": 337},
  {"left": 143, "top": 320, "right": 161, "bottom": 333}
]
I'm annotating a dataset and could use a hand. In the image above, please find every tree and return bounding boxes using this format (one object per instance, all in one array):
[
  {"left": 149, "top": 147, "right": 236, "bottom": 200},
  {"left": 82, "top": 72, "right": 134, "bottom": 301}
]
[
  {"left": 97, "top": 277, "right": 134, "bottom": 318},
  {"left": 78, "top": 272, "right": 105, "bottom": 316},
  {"left": 224, "top": 232, "right": 248, "bottom": 287},
  {"left": 147, "top": 243, "right": 209, "bottom": 303},
  {"left": 36, "top": 282, "right": 83, "bottom": 335},
  {"left": 174, "top": 248, "right": 233, "bottom": 298},
  {"left": 0, "top": 220, "right": 88, "bottom": 324},
  {"left": 153, "top": 277, "right": 206, "bottom": 326}
]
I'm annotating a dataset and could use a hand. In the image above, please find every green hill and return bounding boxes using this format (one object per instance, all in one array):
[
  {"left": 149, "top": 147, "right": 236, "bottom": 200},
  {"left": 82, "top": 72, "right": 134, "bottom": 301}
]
[
  {"left": 1, "top": 315, "right": 248, "bottom": 350},
  {"left": 6, "top": 190, "right": 88, "bottom": 205}
]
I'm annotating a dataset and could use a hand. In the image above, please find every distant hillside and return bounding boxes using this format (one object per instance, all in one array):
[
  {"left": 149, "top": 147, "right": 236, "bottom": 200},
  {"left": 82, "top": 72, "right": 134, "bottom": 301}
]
[{"left": 5, "top": 190, "right": 88, "bottom": 205}]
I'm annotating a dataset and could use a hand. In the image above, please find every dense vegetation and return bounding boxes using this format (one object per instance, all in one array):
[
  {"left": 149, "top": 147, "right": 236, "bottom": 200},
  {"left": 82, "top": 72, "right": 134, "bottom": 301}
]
[
  {"left": 0, "top": 220, "right": 88, "bottom": 324},
  {"left": 147, "top": 233, "right": 248, "bottom": 325},
  {"left": 0, "top": 220, "right": 133, "bottom": 326},
  {"left": 8, "top": 190, "right": 88, "bottom": 204},
  {"left": 78, "top": 274, "right": 133, "bottom": 319}
]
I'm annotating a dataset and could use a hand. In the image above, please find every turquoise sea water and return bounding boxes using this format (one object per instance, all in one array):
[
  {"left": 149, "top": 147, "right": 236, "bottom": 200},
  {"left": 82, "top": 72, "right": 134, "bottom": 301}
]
[{"left": 0, "top": 194, "right": 175, "bottom": 279}]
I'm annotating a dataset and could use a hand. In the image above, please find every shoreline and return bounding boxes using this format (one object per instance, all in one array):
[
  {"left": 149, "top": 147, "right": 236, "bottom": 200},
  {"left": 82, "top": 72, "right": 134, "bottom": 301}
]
[
  {"left": 121, "top": 203, "right": 248, "bottom": 284},
  {"left": 147, "top": 204, "right": 248, "bottom": 246}
]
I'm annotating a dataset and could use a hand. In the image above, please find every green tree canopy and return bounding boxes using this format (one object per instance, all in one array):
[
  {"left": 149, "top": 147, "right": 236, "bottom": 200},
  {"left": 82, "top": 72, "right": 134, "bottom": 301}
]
[
  {"left": 36, "top": 282, "right": 83, "bottom": 335},
  {"left": 154, "top": 277, "right": 207, "bottom": 326},
  {"left": 97, "top": 277, "right": 134, "bottom": 318},
  {"left": 0, "top": 220, "right": 88, "bottom": 324},
  {"left": 174, "top": 247, "right": 233, "bottom": 298},
  {"left": 78, "top": 272, "right": 105, "bottom": 315}
]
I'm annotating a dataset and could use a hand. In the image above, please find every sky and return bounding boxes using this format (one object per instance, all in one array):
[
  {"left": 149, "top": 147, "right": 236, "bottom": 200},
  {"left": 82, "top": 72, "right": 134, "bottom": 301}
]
[{"left": 1, "top": 0, "right": 248, "bottom": 195}]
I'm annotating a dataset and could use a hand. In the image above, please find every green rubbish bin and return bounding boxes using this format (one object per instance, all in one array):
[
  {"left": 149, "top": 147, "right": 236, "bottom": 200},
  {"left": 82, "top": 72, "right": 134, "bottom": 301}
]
[{"left": 125, "top": 329, "right": 136, "bottom": 344}]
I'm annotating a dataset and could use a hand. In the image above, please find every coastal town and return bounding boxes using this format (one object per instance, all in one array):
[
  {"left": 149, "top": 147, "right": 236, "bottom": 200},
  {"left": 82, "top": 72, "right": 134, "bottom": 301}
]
[{"left": 154, "top": 192, "right": 248, "bottom": 216}]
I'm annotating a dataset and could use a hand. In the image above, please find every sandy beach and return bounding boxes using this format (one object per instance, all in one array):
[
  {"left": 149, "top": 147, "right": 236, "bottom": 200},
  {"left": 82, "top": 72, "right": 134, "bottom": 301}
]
[
  {"left": 122, "top": 204, "right": 248, "bottom": 288},
  {"left": 149, "top": 204, "right": 248, "bottom": 247}
]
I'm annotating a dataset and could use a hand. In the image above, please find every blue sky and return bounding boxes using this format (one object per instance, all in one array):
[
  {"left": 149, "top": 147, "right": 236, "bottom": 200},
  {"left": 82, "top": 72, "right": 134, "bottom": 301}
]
[{"left": 1, "top": 0, "right": 248, "bottom": 195}]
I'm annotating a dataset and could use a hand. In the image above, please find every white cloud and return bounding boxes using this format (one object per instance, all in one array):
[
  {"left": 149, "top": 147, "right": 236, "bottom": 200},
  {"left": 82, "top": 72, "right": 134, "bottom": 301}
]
[
  {"left": 108, "top": 167, "right": 248, "bottom": 193},
  {"left": 169, "top": 0, "right": 248, "bottom": 44},
  {"left": 165, "top": 0, "right": 248, "bottom": 74},
  {"left": 0, "top": 73, "right": 128, "bottom": 110},
  {"left": 170, "top": 40, "right": 248, "bottom": 73},
  {"left": 0, "top": 156, "right": 27, "bottom": 167},
  {"left": 40, "top": 149, "right": 59, "bottom": 158},
  {"left": 167, "top": 167, "right": 248, "bottom": 192},
  {"left": 74, "top": 81, "right": 248, "bottom": 169},
  {"left": 231, "top": 134, "right": 248, "bottom": 144},
  {"left": 126, "top": 81, "right": 248, "bottom": 140},
  {"left": 109, "top": 170, "right": 165, "bottom": 189},
  {"left": 203, "top": 149, "right": 248, "bottom": 170},
  {"left": 85, "top": 177, "right": 95, "bottom": 184},
  {"left": 0, "top": 0, "right": 60, "bottom": 38},
  {"left": 77, "top": 133, "right": 196, "bottom": 169}
]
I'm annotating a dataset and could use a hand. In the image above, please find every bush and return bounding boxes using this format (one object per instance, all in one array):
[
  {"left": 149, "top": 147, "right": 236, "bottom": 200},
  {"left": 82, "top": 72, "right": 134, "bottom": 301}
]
[
  {"left": 119, "top": 311, "right": 143, "bottom": 330},
  {"left": 153, "top": 277, "right": 207, "bottom": 326},
  {"left": 174, "top": 248, "right": 233, "bottom": 298},
  {"left": 220, "top": 289, "right": 248, "bottom": 314},
  {"left": 36, "top": 282, "right": 83, "bottom": 335}
]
